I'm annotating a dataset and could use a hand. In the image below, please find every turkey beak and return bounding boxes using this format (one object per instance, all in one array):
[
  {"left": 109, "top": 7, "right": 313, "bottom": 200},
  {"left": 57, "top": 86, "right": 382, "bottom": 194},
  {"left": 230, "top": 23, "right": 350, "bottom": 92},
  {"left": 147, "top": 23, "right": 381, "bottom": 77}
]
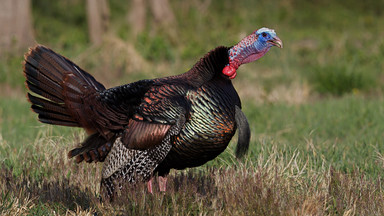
[{"left": 269, "top": 36, "right": 283, "bottom": 48}]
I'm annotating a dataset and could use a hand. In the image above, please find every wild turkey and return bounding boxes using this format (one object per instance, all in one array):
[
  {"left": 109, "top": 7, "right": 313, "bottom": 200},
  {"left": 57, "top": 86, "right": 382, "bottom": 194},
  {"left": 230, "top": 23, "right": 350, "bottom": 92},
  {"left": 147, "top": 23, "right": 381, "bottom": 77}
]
[{"left": 23, "top": 27, "right": 282, "bottom": 201}]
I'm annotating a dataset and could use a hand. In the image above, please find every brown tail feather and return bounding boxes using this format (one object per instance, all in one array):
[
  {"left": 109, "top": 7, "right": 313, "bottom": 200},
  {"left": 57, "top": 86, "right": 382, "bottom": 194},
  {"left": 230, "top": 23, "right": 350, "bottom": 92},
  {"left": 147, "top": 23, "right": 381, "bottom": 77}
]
[
  {"left": 27, "top": 93, "right": 68, "bottom": 115},
  {"left": 68, "top": 133, "right": 114, "bottom": 163},
  {"left": 23, "top": 45, "right": 105, "bottom": 128}
]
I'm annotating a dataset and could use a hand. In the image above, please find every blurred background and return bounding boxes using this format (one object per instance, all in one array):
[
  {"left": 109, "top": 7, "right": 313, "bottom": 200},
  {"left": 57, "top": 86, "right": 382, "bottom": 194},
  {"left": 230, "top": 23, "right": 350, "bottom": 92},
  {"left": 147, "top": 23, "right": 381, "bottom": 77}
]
[
  {"left": 1, "top": 0, "right": 383, "bottom": 98},
  {"left": 1, "top": 0, "right": 384, "bottom": 174}
]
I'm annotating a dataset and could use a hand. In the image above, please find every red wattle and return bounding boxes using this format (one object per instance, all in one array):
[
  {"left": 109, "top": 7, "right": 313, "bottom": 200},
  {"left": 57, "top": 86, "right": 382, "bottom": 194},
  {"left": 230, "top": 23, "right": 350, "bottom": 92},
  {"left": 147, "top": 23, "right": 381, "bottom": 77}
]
[
  {"left": 229, "top": 72, "right": 237, "bottom": 79},
  {"left": 222, "top": 65, "right": 237, "bottom": 79}
]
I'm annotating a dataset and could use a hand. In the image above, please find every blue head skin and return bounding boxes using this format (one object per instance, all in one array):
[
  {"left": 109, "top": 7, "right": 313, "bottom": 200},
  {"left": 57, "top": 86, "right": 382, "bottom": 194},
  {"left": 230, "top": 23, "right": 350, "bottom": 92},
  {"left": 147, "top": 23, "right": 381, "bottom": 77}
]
[
  {"left": 223, "top": 27, "right": 282, "bottom": 79},
  {"left": 253, "top": 28, "right": 283, "bottom": 54}
]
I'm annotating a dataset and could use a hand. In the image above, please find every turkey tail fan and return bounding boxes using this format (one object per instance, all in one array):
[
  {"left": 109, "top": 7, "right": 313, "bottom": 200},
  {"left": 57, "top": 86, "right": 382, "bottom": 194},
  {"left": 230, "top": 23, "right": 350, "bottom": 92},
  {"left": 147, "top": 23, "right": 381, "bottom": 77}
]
[
  {"left": 23, "top": 45, "right": 105, "bottom": 128},
  {"left": 234, "top": 106, "right": 250, "bottom": 158}
]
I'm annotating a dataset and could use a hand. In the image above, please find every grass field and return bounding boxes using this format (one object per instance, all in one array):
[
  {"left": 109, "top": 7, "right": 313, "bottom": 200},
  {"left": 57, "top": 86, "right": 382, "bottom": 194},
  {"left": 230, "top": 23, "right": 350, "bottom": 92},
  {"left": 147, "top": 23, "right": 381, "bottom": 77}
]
[
  {"left": 1, "top": 93, "right": 383, "bottom": 215},
  {"left": 1, "top": 0, "right": 384, "bottom": 215}
]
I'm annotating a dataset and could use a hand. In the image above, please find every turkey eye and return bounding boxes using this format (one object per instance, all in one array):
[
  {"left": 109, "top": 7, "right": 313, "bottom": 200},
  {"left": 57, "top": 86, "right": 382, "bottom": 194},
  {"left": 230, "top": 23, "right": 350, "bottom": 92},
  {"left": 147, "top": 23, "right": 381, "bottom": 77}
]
[{"left": 262, "top": 32, "right": 267, "bottom": 37}]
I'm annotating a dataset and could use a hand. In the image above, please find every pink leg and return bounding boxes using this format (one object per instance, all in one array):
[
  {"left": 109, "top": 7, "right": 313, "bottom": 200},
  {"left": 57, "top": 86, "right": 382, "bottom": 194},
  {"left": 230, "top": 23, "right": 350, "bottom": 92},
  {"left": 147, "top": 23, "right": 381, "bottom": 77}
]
[
  {"left": 147, "top": 177, "right": 153, "bottom": 194},
  {"left": 158, "top": 176, "right": 167, "bottom": 192}
]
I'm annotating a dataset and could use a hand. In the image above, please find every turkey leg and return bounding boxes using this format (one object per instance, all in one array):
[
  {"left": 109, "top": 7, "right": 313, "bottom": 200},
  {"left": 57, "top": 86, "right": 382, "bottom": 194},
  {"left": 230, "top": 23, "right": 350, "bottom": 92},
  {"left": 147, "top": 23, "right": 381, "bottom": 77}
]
[
  {"left": 147, "top": 178, "right": 153, "bottom": 193},
  {"left": 158, "top": 176, "right": 167, "bottom": 192}
]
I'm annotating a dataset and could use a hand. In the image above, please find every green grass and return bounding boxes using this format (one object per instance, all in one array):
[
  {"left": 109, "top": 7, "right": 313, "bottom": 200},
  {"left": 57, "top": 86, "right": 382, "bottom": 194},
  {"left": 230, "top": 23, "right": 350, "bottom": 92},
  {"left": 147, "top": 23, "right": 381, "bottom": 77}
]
[
  {"left": 0, "top": 98, "right": 77, "bottom": 146},
  {"left": 2, "top": 95, "right": 383, "bottom": 178},
  {"left": 1, "top": 94, "right": 384, "bottom": 215},
  {"left": 210, "top": 95, "right": 384, "bottom": 178}
]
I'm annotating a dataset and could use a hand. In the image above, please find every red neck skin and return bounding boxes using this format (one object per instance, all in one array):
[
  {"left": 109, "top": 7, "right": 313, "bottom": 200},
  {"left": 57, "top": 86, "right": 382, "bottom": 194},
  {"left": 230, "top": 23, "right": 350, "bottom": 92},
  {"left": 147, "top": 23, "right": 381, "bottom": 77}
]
[{"left": 222, "top": 32, "right": 270, "bottom": 79}]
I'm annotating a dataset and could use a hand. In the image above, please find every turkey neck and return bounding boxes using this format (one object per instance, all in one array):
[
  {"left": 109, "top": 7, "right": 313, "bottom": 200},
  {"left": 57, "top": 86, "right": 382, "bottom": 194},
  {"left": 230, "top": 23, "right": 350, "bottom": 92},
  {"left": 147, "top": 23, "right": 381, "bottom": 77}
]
[{"left": 178, "top": 46, "right": 231, "bottom": 87}]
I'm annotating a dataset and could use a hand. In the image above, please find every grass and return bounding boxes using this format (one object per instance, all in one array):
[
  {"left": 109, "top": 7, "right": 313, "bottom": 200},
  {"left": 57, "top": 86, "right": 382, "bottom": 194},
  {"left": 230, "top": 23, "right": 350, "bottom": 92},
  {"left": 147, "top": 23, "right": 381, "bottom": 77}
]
[
  {"left": 1, "top": 129, "right": 383, "bottom": 215},
  {"left": 1, "top": 94, "right": 384, "bottom": 215},
  {"left": 1, "top": 0, "right": 384, "bottom": 214},
  {"left": 244, "top": 96, "right": 384, "bottom": 175}
]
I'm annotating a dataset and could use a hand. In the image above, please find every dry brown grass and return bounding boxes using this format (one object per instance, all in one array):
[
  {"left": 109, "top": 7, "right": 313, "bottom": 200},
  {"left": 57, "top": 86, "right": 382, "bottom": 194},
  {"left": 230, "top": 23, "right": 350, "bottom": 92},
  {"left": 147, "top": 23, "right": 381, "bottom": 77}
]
[
  {"left": 0, "top": 84, "right": 25, "bottom": 98},
  {"left": 236, "top": 81, "right": 311, "bottom": 105},
  {"left": 1, "top": 135, "right": 383, "bottom": 215}
]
